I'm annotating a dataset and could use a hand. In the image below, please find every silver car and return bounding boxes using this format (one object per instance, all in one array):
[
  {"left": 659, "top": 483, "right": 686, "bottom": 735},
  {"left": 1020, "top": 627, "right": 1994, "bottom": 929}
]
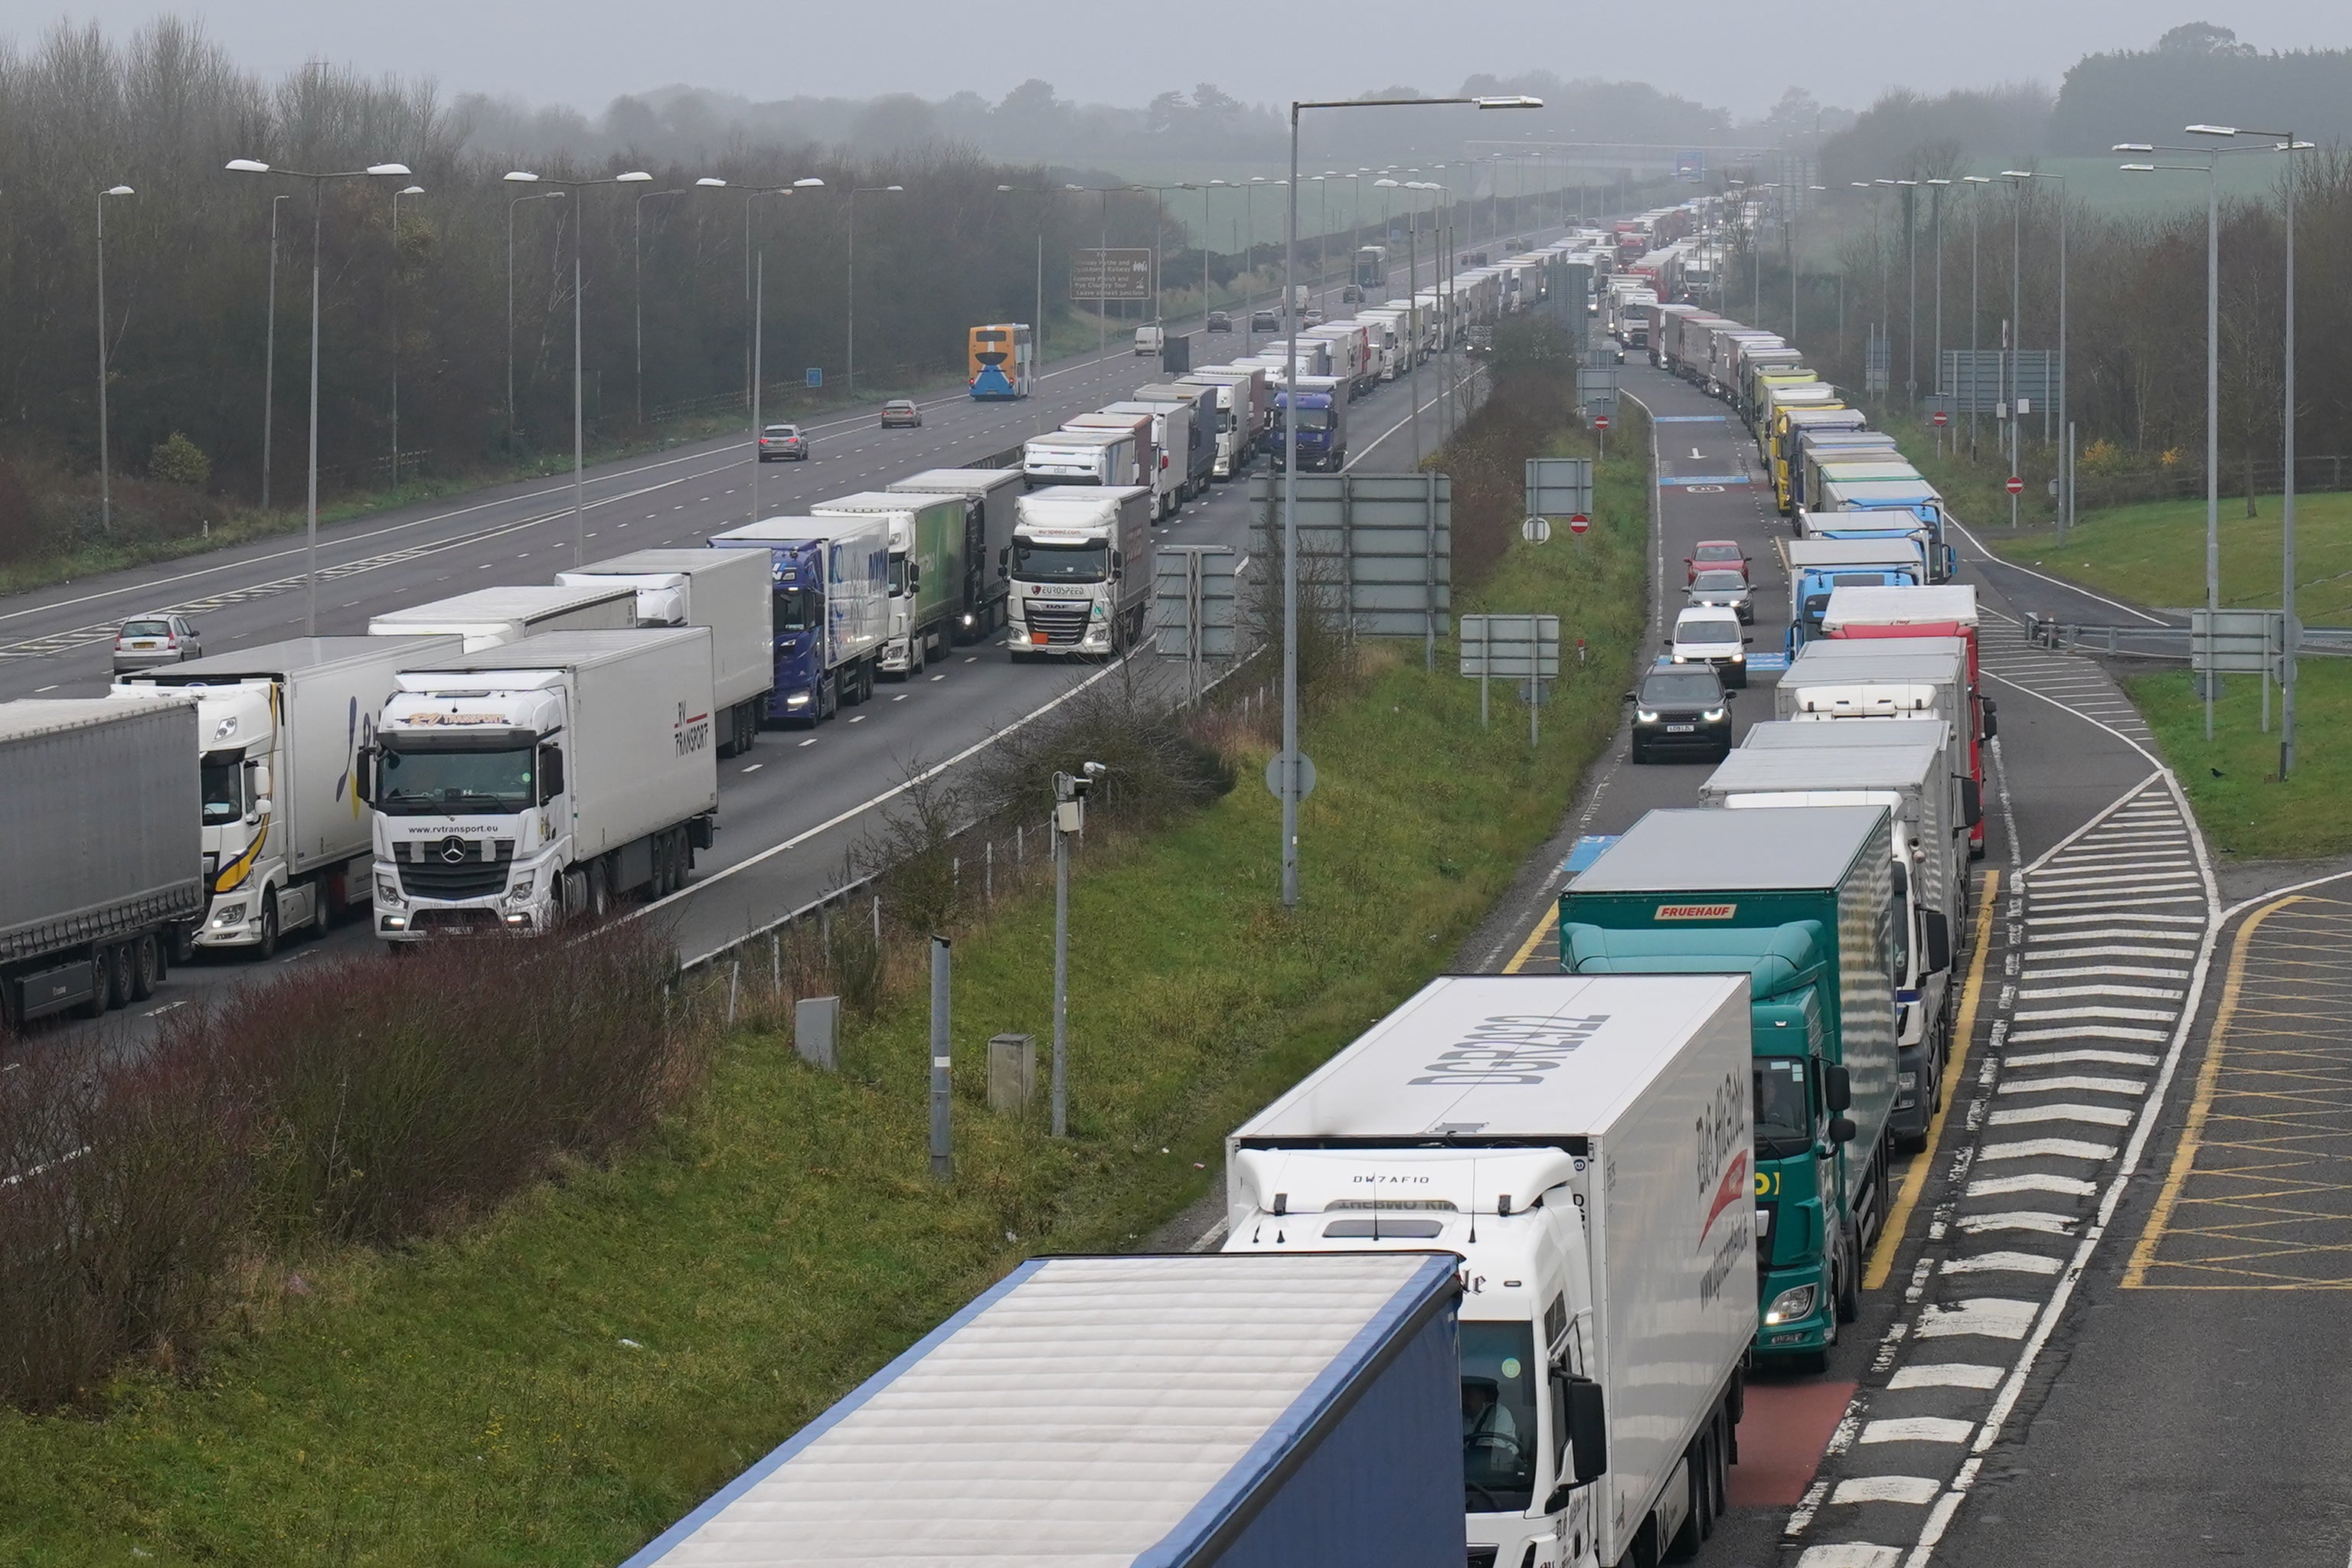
[
  {"left": 112, "top": 613, "right": 202, "bottom": 673},
  {"left": 1686, "top": 568, "right": 1755, "bottom": 624}
]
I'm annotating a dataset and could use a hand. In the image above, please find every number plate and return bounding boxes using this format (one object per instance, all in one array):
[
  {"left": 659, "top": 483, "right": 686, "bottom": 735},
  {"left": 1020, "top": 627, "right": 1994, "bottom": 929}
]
[{"left": 1665, "top": 724, "right": 1696, "bottom": 733}]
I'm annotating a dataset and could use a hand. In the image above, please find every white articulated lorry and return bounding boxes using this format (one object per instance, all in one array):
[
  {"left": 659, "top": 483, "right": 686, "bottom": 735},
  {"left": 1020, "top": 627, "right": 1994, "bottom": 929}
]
[
  {"left": 557, "top": 548, "right": 773, "bottom": 756},
  {"left": 113, "top": 634, "right": 463, "bottom": 958},
  {"left": 1225, "top": 973, "right": 1756, "bottom": 1568},
  {"left": 1003, "top": 485, "right": 1153, "bottom": 659},
  {"left": 366, "top": 583, "right": 639, "bottom": 652},
  {"left": 884, "top": 467, "right": 1024, "bottom": 639},
  {"left": 1022, "top": 426, "right": 1145, "bottom": 493},
  {"left": 0, "top": 698, "right": 203, "bottom": 1025},
  {"left": 1177, "top": 365, "right": 1269, "bottom": 480},
  {"left": 1063, "top": 411, "right": 1175, "bottom": 520},
  {"left": 362, "top": 629, "right": 718, "bottom": 939}
]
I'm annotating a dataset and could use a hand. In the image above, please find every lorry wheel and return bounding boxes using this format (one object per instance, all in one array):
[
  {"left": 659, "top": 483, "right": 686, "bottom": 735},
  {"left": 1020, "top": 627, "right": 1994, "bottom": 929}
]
[
  {"left": 590, "top": 863, "right": 613, "bottom": 920},
  {"left": 130, "top": 934, "right": 159, "bottom": 1002},
  {"left": 911, "top": 637, "right": 926, "bottom": 675},
  {"left": 77, "top": 953, "right": 112, "bottom": 1020},
  {"left": 1836, "top": 1248, "right": 1862, "bottom": 1325},
  {"left": 254, "top": 893, "right": 279, "bottom": 960},
  {"left": 562, "top": 867, "right": 590, "bottom": 919}
]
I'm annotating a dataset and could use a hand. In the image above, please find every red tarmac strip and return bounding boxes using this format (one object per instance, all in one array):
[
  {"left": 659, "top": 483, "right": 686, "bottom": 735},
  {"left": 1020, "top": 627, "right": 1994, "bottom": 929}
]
[{"left": 1726, "top": 1378, "right": 1857, "bottom": 1508}]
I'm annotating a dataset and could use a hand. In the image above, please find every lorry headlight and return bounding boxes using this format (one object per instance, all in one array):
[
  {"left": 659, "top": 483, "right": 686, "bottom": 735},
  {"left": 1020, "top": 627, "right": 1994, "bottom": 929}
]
[
  {"left": 785, "top": 691, "right": 811, "bottom": 708},
  {"left": 1899, "top": 1071, "right": 1918, "bottom": 1089},
  {"left": 507, "top": 873, "right": 536, "bottom": 902},
  {"left": 1763, "top": 1284, "right": 1818, "bottom": 1325},
  {"left": 375, "top": 875, "right": 401, "bottom": 904},
  {"left": 212, "top": 902, "right": 247, "bottom": 927}
]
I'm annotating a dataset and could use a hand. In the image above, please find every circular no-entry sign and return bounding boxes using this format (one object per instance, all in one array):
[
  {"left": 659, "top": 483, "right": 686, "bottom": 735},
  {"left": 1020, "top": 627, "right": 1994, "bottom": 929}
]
[
  {"left": 2005, "top": 475, "right": 2025, "bottom": 495},
  {"left": 1594, "top": 414, "right": 1612, "bottom": 431},
  {"left": 1932, "top": 410, "right": 1949, "bottom": 428},
  {"left": 1569, "top": 514, "right": 1591, "bottom": 534}
]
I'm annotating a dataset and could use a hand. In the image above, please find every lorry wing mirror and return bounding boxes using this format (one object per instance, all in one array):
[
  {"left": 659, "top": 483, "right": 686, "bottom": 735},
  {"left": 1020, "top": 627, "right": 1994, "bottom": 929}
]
[
  {"left": 1922, "top": 910, "right": 1952, "bottom": 975},
  {"left": 1959, "top": 778, "right": 1983, "bottom": 828},
  {"left": 1565, "top": 1377, "right": 1609, "bottom": 1486},
  {"left": 354, "top": 746, "right": 377, "bottom": 806},
  {"left": 1980, "top": 706, "right": 1999, "bottom": 742},
  {"left": 1828, "top": 1114, "right": 1858, "bottom": 1145},
  {"left": 1823, "top": 1063, "right": 1853, "bottom": 1113},
  {"left": 538, "top": 744, "right": 565, "bottom": 804},
  {"left": 249, "top": 796, "right": 273, "bottom": 822},
  {"left": 250, "top": 761, "right": 273, "bottom": 799}
]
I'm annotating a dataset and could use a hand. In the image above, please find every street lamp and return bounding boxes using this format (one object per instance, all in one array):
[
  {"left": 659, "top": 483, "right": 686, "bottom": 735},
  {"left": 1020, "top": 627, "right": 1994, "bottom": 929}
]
[
  {"left": 504, "top": 187, "right": 564, "bottom": 446},
  {"left": 228, "top": 157, "right": 413, "bottom": 633},
  {"left": 1375, "top": 177, "right": 1426, "bottom": 465},
  {"left": 2191, "top": 122, "right": 2315, "bottom": 776},
  {"left": 1924, "top": 178, "right": 1950, "bottom": 441},
  {"left": 389, "top": 184, "right": 423, "bottom": 488},
  {"left": 260, "top": 192, "right": 289, "bottom": 510},
  {"left": 501, "top": 167, "right": 657, "bottom": 570},
  {"left": 1200, "top": 179, "right": 1231, "bottom": 331},
  {"left": 94, "top": 183, "right": 136, "bottom": 536},
  {"left": 697, "top": 175, "right": 825, "bottom": 413},
  {"left": 846, "top": 183, "right": 905, "bottom": 397},
  {"left": 1126, "top": 182, "right": 1194, "bottom": 332},
  {"left": 2004, "top": 171, "right": 2067, "bottom": 532},
  {"left": 1273, "top": 92, "right": 1540, "bottom": 907},
  {"left": 1962, "top": 175, "right": 1991, "bottom": 453},
  {"left": 632, "top": 185, "right": 688, "bottom": 426},
  {"left": 996, "top": 184, "right": 1051, "bottom": 368}
]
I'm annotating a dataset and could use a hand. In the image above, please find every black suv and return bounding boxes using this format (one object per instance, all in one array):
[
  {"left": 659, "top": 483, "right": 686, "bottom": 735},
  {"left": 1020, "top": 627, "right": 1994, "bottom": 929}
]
[{"left": 1625, "top": 666, "right": 1735, "bottom": 763}]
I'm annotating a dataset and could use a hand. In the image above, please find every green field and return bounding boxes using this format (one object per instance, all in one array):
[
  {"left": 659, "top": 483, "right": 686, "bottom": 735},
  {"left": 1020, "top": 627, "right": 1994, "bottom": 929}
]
[
  {"left": 0, "top": 400, "right": 1651, "bottom": 1565},
  {"left": 2126, "top": 658, "right": 2352, "bottom": 860},
  {"left": 1985, "top": 491, "right": 2352, "bottom": 622}
]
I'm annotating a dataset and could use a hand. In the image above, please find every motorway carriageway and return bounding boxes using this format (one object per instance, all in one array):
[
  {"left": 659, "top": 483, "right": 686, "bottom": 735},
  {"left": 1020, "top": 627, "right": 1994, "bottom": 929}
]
[{"left": 2, "top": 268, "right": 1514, "bottom": 1030}]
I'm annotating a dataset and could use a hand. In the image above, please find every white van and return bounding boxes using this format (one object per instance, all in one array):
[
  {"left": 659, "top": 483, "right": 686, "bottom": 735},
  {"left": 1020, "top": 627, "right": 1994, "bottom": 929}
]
[
  {"left": 1133, "top": 324, "right": 1164, "bottom": 356},
  {"left": 1670, "top": 604, "right": 1752, "bottom": 688}
]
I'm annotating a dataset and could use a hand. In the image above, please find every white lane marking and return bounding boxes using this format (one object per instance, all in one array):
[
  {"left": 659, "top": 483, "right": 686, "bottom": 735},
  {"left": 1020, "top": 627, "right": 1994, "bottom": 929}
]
[
  {"left": 1887, "top": 1364, "right": 2004, "bottom": 1391},
  {"left": 1974, "top": 1137, "right": 2118, "bottom": 1162},
  {"left": 2012, "top": 1004, "right": 2178, "bottom": 1023},
  {"left": 2015, "top": 982, "right": 2185, "bottom": 1001},
  {"left": 2027, "top": 911, "right": 2206, "bottom": 927},
  {"left": 847, "top": 714, "right": 866, "bottom": 722},
  {"left": 1798, "top": 1544, "right": 1903, "bottom": 1567},
  {"left": 892, "top": 693, "right": 909, "bottom": 701},
  {"left": 1997, "top": 1075, "right": 2149, "bottom": 1096},
  {"left": 1912, "top": 1298, "right": 2038, "bottom": 1340},
  {"left": 2017, "top": 964, "right": 2191, "bottom": 981},
  {"left": 797, "top": 737, "right": 818, "bottom": 747},
  {"left": 740, "top": 763, "right": 763, "bottom": 774},
  {"left": 1942, "top": 1251, "right": 2066, "bottom": 1276},
  {"left": 1950, "top": 514, "right": 2168, "bottom": 624},
  {"left": 1966, "top": 1173, "right": 2099, "bottom": 1199},
  {"left": 1832, "top": 1477, "right": 1945, "bottom": 1508},
  {"left": 1861, "top": 1418, "right": 1975, "bottom": 1446},
  {"left": 1954, "top": 1211, "right": 2079, "bottom": 1236},
  {"left": 2004, "top": 1050, "right": 2159, "bottom": 1069},
  {"left": 1988, "top": 1104, "right": 2135, "bottom": 1129},
  {"left": 2006, "top": 1024, "right": 2171, "bottom": 1044},
  {"left": 34, "top": 684, "right": 57, "bottom": 692}
]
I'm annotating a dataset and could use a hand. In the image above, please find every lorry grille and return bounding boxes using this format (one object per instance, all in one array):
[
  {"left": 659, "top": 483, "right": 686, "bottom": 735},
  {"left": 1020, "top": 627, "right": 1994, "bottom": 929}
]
[
  {"left": 396, "top": 837, "right": 516, "bottom": 900},
  {"left": 1024, "top": 602, "right": 1090, "bottom": 646}
]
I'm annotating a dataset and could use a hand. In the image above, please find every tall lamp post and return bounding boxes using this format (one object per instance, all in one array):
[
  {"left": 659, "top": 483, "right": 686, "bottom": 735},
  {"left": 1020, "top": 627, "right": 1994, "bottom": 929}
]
[
  {"left": 2004, "top": 171, "right": 2067, "bottom": 528},
  {"left": 503, "top": 186, "right": 564, "bottom": 447},
  {"left": 632, "top": 184, "right": 688, "bottom": 426},
  {"left": 501, "top": 167, "right": 658, "bottom": 570},
  {"left": 1924, "top": 178, "right": 1950, "bottom": 439},
  {"left": 996, "top": 184, "right": 1053, "bottom": 361},
  {"left": 845, "top": 183, "right": 906, "bottom": 397},
  {"left": 260, "top": 191, "right": 288, "bottom": 510},
  {"left": 1274, "top": 92, "right": 1540, "bottom": 908},
  {"left": 227, "top": 157, "right": 413, "bottom": 633},
  {"left": 389, "top": 183, "right": 423, "bottom": 488},
  {"left": 1962, "top": 175, "right": 1991, "bottom": 454},
  {"left": 694, "top": 175, "right": 825, "bottom": 412},
  {"left": 94, "top": 183, "right": 136, "bottom": 536},
  {"left": 2190, "top": 122, "right": 2314, "bottom": 775}
]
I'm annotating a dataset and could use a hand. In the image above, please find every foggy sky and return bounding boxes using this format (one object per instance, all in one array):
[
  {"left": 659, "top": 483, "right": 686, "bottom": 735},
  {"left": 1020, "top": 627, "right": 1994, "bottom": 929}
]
[{"left": 24, "top": 0, "right": 2350, "bottom": 121}]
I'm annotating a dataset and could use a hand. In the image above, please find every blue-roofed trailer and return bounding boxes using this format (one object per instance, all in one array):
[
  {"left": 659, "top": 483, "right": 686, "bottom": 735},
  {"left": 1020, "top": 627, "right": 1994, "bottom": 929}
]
[{"left": 622, "top": 1252, "right": 1464, "bottom": 1568}]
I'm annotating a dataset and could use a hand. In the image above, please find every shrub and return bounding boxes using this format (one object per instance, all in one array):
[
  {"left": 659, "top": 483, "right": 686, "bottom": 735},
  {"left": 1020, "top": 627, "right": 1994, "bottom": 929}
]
[
  {"left": 148, "top": 432, "right": 213, "bottom": 489},
  {"left": 0, "top": 922, "right": 711, "bottom": 1411}
]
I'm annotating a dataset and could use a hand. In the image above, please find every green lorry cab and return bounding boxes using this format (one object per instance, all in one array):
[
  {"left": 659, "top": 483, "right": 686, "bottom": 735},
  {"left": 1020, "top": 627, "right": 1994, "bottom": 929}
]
[{"left": 1560, "top": 805, "right": 1900, "bottom": 1369}]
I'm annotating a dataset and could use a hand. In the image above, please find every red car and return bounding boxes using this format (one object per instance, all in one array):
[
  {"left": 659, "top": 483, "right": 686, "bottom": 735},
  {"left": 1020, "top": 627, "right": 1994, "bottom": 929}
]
[{"left": 1685, "top": 539, "right": 1750, "bottom": 584}]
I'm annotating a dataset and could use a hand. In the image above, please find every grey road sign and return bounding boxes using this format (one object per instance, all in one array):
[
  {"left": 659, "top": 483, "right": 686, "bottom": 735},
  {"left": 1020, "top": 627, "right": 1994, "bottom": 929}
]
[
  {"left": 1153, "top": 545, "right": 1240, "bottom": 660},
  {"left": 1939, "top": 350, "right": 2054, "bottom": 416},
  {"left": 1526, "top": 456, "right": 1594, "bottom": 520},
  {"left": 2191, "top": 609, "right": 2288, "bottom": 678},
  {"left": 1459, "top": 614, "right": 1561, "bottom": 679},
  {"left": 1070, "top": 249, "right": 1153, "bottom": 301},
  {"left": 1576, "top": 367, "right": 1620, "bottom": 414},
  {"left": 1249, "top": 472, "right": 1451, "bottom": 641},
  {"left": 1265, "top": 750, "right": 1317, "bottom": 801}
]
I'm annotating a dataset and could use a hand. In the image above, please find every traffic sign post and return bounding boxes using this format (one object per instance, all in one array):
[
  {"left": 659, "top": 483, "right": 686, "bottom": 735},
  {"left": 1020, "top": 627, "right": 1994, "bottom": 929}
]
[
  {"left": 1594, "top": 412, "right": 1610, "bottom": 461},
  {"left": 1568, "top": 514, "right": 1590, "bottom": 535},
  {"left": 1932, "top": 410, "right": 1949, "bottom": 426},
  {"left": 2004, "top": 475, "right": 2024, "bottom": 494},
  {"left": 1459, "top": 613, "right": 1560, "bottom": 743}
]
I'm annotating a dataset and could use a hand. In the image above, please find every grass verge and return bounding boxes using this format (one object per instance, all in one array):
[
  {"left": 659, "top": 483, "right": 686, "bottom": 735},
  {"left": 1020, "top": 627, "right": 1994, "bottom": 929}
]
[
  {"left": 2124, "top": 657, "right": 2352, "bottom": 860},
  {"left": 1982, "top": 490, "right": 2352, "bottom": 623},
  {"left": 0, "top": 398, "right": 1650, "bottom": 1567}
]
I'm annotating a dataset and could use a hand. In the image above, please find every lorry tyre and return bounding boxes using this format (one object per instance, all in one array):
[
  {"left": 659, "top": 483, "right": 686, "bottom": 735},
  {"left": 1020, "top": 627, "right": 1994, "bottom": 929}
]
[
  {"left": 77, "top": 952, "right": 112, "bottom": 1019},
  {"left": 562, "top": 867, "right": 590, "bottom": 919},
  {"left": 254, "top": 893, "right": 280, "bottom": 961},
  {"left": 1836, "top": 1244, "right": 1862, "bottom": 1324},
  {"left": 100, "top": 943, "right": 132, "bottom": 1011},
  {"left": 130, "top": 934, "right": 160, "bottom": 1002},
  {"left": 590, "top": 863, "right": 613, "bottom": 920},
  {"left": 911, "top": 635, "right": 926, "bottom": 675}
]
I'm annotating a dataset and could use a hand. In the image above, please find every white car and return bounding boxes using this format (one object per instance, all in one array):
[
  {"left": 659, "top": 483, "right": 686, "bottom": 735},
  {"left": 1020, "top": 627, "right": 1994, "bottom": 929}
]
[{"left": 1669, "top": 606, "right": 1751, "bottom": 688}]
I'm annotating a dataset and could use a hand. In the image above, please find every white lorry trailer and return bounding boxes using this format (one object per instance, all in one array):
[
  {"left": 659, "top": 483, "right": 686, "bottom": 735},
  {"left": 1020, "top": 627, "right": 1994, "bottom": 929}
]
[
  {"left": 366, "top": 583, "right": 639, "bottom": 652},
  {"left": 114, "top": 634, "right": 463, "bottom": 958},
  {"left": 808, "top": 490, "right": 969, "bottom": 678},
  {"left": 1700, "top": 737, "right": 1961, "bottom": 1150},
  {"left": 1103, "top": 397, "right": 1207, "bottom": 504},
  {"left": 620, "top": 1253, "right": 1466, "bottom": 1568},
  {"left": 1022, "top": 426, "right": 1145, "bottom": 493},
  {"left": 884, "top": 467, "right": 1023, "bottom": 639},
  {"left": 1003, "top": 485, "right": 1153, "bottom": 658},
  {"left": 0, "top": 698, "right": 204, "bottom": 1025},
  {"left": 1178, "top": 366, "right": 1269, "bottom": 479},
  {"left": 1226, "top": 973, "right": 1756, "bottom": 1568},
  {"left": 557, "top": 548, "right": 773, "bottom": 756},
  {"left": 363, "top": 628, "right": 718, "bottom": 940},
  {"left": 1063, "top": 410, "right": 1174, "bottom": 520}
]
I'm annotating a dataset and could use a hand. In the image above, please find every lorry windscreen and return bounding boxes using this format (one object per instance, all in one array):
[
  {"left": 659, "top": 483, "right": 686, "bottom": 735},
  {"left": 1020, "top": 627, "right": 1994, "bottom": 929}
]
[
  {"left": 1460, "top": 1321, "right": 1540, "bottom": 1514},
  {"left": 1293, "top": 407, "right": 1334, "bottom": 432},
  {"left": 1754, "top": 1058, "right": 1813, "bottom": 1157},
  {"left": 1012, "top": 541, "right": 1108, "bottom": 583},
  {"left": 773, "top": 586, "right": 818, "bottom": 632},
  {"left": 201, "top": 752, "right": 246, "bottom": 825},
  {"left": 376, "top": 743, "right": 535, "bottom": 815}
]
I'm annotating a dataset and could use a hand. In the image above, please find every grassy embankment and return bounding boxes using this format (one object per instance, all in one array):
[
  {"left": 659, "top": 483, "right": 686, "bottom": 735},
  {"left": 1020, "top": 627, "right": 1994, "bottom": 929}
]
[{"left": 0, "top": 397, "right": 1652, "bottom": 1563}]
